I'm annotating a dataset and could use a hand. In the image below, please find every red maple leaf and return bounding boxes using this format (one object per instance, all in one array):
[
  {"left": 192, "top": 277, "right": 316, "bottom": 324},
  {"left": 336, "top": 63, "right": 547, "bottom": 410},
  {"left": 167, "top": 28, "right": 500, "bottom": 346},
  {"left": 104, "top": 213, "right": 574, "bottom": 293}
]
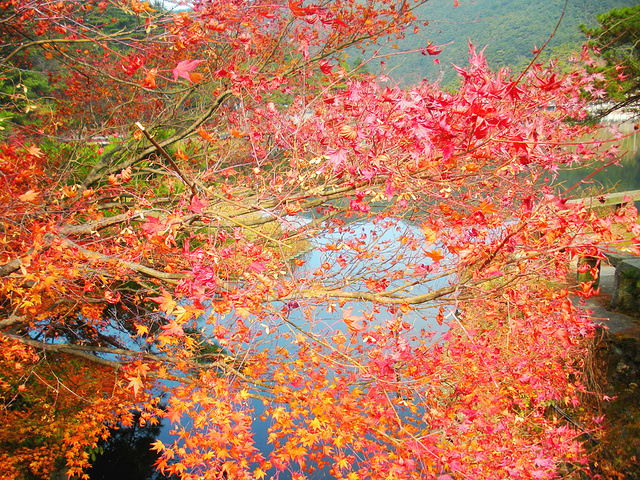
[
  {"left": 172, "top": 59, "right": 201, "bottom": 82},
  {"left": 288, "top": 0, "right": 318, "bottom": 17},
  {"left": 122, "top": 54, "right": 144, "bottom": 76},
  {"left": 421, "top": 43, "right": 443, "bottom": 56},
  {"left": 319, "top": 59, "right": 333, "bottom": 75}
]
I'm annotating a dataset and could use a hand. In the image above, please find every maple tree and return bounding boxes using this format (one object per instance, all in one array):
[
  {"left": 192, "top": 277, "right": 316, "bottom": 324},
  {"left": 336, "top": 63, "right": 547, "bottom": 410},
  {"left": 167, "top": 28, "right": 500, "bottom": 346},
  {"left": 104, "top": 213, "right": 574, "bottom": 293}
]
[{"left": 1, "top": 0, "right": 640, "bottom": 479}]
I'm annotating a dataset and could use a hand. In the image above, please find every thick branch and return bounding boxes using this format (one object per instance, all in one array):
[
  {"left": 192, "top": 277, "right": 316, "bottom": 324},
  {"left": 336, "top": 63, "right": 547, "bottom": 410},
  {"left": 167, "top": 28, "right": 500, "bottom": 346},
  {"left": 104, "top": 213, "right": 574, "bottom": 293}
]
[
  {"left": 0, "top": 258, "right": 22, "bottom": 277},
  {"left": 58, "top": 212, "right": 146, "bottom": 236},
  {"left": 60, "top": 237, "right": 184, "bottom": 283},
  {"left": 0, "top": 312, "right": 27, "bottom": 329},
  {"left": 0, "top": 248, "right": 34, "bottom": 277},
  {"left": 285, "top": 284, "right": 459, "bottom": 305},
  {"left": 2, "top": 333, "right": 273, "bottom": 392}
]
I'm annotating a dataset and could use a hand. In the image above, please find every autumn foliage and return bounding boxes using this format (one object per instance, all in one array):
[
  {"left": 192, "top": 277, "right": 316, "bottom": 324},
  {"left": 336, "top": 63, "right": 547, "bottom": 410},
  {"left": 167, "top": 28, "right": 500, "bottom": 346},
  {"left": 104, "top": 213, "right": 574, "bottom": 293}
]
[{"left": 1, "top": 0, "right": 639, "bottom": 478}]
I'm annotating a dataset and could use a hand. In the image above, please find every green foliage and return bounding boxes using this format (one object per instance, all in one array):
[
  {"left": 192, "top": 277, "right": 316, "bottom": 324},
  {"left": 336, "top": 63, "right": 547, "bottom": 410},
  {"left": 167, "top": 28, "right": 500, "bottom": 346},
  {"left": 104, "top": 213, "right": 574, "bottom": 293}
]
[
  {"left": 581, "top": 5, "right": 640, "bottom": 104},
  {"left": 0, "top": 68, "right": 50, "bottom": 135},
  {"left": 0, "top": 1, "right": 145, "bottom": 137},
  {"left": 82, "top": 3, "right": 144, "bottom": 36}
]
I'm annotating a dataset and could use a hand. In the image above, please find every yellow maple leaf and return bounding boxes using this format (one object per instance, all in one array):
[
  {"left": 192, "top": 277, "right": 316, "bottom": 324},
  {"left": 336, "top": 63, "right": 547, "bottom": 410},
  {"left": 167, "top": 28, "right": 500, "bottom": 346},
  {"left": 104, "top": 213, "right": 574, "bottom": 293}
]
[
  {"left": 150, "top": 439, "right": 165, "bottom": 452},
  {"left": 172, "top": 305, "right": 192, "bottom": 323},
  {"left": 135, "top": 324, "right": 149, "bottom": 336},
  {"left": 235, "top": 306, "right": 252, "bottom": 319},
  {"left": 421, "top": 225, "right": 437, "bottom": 246}
]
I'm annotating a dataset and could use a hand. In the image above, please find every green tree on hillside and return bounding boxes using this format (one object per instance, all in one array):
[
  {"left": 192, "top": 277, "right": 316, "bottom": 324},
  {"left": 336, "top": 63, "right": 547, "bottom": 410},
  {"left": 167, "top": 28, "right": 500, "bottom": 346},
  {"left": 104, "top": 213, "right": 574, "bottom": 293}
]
[{"left": 581, "top": 5, "right": 640, "bottom": 109}]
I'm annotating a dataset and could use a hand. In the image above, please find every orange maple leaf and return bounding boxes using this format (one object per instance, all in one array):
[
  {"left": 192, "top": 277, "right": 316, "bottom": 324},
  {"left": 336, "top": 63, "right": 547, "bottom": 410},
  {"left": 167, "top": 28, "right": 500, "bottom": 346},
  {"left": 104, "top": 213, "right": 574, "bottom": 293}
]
[
  {"left": 126, "top": 375, "right": 143, "bottom": 398},
  {"left": 165, "top": 407, "right": 182, "bottom": 424},
  {"left": 26, "top": 145, "right": 43, "bottom": 158},
  {"left": 197, "top": 127, "right": 215, "bottom": 141},
  {"left": 135, "top": 324, "right": 149, "bottom": 336},
  {"left": 342, "top": 308, "right": 365, "bottom": 333},
  {"left": 475, "top": 201, "right": 496, "bottom": 213},
  {"left": 161, "top": 320, "right": 184, "bottom": 337},
  {"left": 148, "top": 289, "right": 176, "bottom": 315},
  {"left": 133, "top": 362, "right": 150, "bottom": 378},
  {"left": 18, "top": 189, "right": 39, "bottom": 202},
  {"left": 425, "top": 249, "right": 444, "bottom": 262}
]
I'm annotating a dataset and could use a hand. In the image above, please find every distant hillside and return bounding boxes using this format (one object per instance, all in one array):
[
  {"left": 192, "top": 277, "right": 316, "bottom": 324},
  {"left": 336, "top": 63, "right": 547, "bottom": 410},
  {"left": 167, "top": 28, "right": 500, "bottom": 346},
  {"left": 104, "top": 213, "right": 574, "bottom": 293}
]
[{"left": 375, "top": 0, "right": 637, "bottom": 88}]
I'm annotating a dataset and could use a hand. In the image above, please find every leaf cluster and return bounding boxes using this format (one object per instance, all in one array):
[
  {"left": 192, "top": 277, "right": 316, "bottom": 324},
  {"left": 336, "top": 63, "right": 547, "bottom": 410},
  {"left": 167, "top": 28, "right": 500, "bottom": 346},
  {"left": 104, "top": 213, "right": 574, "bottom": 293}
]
[{"left": 1, "top": 0, "right": 639, "bottom": 479}]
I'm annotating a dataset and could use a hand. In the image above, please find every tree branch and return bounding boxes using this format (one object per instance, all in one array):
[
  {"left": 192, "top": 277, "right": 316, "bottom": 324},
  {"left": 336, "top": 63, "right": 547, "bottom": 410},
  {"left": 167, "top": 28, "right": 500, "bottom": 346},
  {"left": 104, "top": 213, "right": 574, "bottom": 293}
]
[{"left": 81, "top": 90, "right": 233, "bottom": 189}]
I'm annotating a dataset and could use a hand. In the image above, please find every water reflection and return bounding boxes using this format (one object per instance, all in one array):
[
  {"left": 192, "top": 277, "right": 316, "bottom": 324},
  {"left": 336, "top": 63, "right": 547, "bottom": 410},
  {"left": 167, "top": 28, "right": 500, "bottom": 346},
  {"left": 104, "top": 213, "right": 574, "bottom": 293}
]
[
  {"left": 89, "top": 413, "right": 175, "bottom": 480},
  {"left": 554, "top": 129, "right": 640, "bottom": 195}
]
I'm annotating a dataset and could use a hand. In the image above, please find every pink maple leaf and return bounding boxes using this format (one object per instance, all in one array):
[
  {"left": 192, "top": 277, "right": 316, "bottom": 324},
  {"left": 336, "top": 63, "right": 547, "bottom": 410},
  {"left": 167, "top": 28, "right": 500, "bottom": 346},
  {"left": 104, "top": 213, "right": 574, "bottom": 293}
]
[
  {"left": 173, "top": 59, "right": 201, "bottom": 82},
  {"left": 248, "top": 261, "right": 267, "bottom": 273},
  {"left": 189, "top": 195, "right": 207, "bottom": 214},
  {"left": 142, "top": 216, "right": 165, "bottom": 236},
  {"left": 161, "top": 320, "right": 185, "bottom": 337},
  {"left": 327, "top": 148, "right": 347, "bottom": 172},
  {"left": 534, "top": 456, "right": 555, "bottom": 469}
]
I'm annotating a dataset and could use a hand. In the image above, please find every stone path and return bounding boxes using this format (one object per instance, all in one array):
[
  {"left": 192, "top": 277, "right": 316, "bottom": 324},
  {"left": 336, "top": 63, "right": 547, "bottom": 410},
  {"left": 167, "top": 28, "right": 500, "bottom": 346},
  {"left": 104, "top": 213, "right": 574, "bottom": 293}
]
[{"left": 574, "top": 265, "right": 640, "bottom": 335}]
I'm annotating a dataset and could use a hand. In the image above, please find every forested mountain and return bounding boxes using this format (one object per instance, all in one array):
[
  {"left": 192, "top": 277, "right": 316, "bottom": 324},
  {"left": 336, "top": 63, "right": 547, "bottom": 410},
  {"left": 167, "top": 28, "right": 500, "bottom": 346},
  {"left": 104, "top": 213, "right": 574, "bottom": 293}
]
[{"left": 378, "top": 0, "right": 638, "bottom": 87}]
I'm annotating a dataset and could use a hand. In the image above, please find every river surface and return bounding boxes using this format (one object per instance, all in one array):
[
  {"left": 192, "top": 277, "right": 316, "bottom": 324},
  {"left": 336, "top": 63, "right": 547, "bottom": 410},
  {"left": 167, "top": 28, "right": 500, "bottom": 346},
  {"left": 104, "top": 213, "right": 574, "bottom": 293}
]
[{"left": 88, "top": 216, "right": 449, "bottom": 479}]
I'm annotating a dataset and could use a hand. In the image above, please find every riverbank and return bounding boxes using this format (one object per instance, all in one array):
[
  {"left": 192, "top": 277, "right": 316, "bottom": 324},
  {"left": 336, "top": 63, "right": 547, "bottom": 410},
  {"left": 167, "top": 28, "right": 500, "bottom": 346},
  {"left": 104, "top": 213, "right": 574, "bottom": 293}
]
[{"left": 571, "top": 264, "right": 640, "bottom": 478}]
